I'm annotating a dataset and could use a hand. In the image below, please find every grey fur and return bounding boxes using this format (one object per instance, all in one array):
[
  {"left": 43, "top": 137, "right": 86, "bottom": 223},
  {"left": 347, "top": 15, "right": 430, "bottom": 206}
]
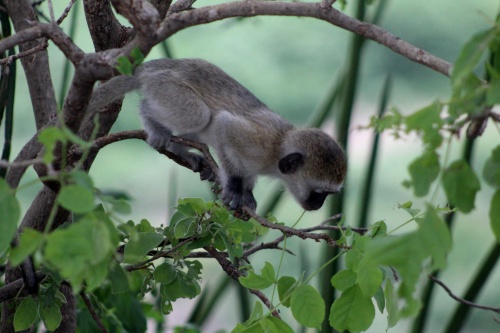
[{"left": 88, "top": 58, "right": 347, "bottom": 211}]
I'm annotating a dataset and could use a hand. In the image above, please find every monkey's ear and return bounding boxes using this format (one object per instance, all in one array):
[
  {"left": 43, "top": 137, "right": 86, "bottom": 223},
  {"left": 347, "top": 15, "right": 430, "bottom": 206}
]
[{"left": 279, "top": 153, "right": 304, "bottom": 174}]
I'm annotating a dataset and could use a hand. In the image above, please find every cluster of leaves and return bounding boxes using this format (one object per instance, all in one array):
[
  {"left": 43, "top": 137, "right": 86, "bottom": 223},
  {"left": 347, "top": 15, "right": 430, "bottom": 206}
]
[
  {"left": 330, "top": 204, "right": 452, "bottom": 331},
  {"left": 370, "top": 19, "right": 500, "bottom": 236},
  {"left": 0, "top": 120, "right": 454, "bottom": 332}
]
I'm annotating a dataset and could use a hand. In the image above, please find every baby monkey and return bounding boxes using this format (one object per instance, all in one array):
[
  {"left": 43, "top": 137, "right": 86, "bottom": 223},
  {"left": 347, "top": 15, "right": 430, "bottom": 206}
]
[{"left": 88, "top": 58, "right": 347, "bottom": 211}]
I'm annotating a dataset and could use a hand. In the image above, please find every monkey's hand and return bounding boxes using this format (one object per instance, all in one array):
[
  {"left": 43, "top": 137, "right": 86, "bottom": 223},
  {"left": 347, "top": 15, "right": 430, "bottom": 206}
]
[{"left": 222, "top": 176, "right": 257, "bottom": 212}]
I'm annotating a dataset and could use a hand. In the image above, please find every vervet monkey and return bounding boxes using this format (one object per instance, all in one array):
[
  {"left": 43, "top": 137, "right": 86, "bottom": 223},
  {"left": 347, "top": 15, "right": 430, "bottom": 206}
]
[{"left": 88, "top": 58, "right": 347, "bottom": 211}]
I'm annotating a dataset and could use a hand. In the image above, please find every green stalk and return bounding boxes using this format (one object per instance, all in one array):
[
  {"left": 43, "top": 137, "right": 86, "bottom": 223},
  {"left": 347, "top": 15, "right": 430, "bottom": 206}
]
[
  {"left": 357, "top": 75, "right": 392, "bottom": 228},
  {"left": 58, "top": 1, "right": 80, "bottom": 107},
  {"left": 319, "top": 1, "right": 367, "bottom": 331},
  {"left": 0, "top": 11, "right": 15, "bottom": 178}
]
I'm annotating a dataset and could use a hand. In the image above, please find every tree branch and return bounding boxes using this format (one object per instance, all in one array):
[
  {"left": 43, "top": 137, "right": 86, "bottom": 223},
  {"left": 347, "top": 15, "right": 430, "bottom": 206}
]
[
  {"left": 204, "top": 246, "right": 281, "bottom": 318},
  {"left": 429, "top": 275, "right": 500, "bottom": 314},
  {"left": 159, "top": 1, "right": 452, "bottom": 77},
  {"left": 80, "top": 291, "right": 109, "bottom": 333}
]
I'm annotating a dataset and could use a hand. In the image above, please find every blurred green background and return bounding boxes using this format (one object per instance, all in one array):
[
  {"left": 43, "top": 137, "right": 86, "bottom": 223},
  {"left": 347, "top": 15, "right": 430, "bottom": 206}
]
[{"left": 3, "top": 0, "right": 500, "bottom": 332}]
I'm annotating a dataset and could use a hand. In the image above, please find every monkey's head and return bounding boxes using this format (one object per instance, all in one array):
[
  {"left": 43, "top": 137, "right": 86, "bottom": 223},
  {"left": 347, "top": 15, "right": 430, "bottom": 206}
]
[{"left": 279, "top": 129, "right": 347, "bottom": 211}]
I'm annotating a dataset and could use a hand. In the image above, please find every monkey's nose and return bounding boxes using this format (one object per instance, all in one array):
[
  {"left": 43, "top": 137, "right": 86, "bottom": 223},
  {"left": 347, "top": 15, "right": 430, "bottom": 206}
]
[{"left": 301, "top": 191, "right": 329, "bottom": 211}]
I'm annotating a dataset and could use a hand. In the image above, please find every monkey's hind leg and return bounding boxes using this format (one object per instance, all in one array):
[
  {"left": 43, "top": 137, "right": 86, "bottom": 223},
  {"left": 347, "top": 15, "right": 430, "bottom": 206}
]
[{"left": 140, "top": 100, "right": 215, "bottom": 180}]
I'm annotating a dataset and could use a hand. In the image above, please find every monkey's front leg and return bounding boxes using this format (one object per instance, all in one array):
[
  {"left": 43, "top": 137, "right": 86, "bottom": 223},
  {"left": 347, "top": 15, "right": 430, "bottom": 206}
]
[{"left": 222, "top": 175, "right": 257, "bottom": 211}]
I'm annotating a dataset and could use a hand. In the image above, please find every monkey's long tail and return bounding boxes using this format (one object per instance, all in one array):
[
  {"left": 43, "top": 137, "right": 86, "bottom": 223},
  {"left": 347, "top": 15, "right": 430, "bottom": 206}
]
[{"left": 87, "top": 74, "right": 141, "bottom": 112}]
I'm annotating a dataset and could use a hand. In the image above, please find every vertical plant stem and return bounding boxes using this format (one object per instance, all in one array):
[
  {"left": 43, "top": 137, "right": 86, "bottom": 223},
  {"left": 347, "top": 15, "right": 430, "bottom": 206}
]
[
  {"left": 0, "top": 11, "right": 16, "bottom": 178},
  {"left": 58, "top": 1, "right": 80, "bottom": 107},
  {"left": 357, "top": 75, "right": 391, "bottom": 228},
  {"left": 319, "top": 1, "right": 367, "bottom": 331}
]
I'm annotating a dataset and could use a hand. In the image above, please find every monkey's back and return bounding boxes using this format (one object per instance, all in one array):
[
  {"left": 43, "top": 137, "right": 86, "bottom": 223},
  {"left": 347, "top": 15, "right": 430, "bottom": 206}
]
[{"left": 139, "top": 58, "right": 268, "bottom": 115}]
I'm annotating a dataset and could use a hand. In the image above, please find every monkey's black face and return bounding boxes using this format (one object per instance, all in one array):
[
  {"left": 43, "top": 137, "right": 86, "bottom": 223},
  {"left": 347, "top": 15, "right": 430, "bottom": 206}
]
[{"left": 301, "top": 191, "right": 331, "bottom": 211}]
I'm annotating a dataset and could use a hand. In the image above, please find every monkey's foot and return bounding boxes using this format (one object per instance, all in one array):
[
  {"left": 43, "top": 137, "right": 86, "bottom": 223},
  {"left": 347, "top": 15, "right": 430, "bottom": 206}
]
[
  {"left": 222, "top": 189, "right": 257, "bottom": 212},
  {"left": 198, "top": 159, "right": 217, "bottom": 182}
]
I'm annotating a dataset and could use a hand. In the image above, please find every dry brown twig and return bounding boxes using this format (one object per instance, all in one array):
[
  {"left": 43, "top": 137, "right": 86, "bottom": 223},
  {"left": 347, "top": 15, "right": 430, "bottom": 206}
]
[{"left": 429, "top": 275, "right": 500, "bottom": 314}]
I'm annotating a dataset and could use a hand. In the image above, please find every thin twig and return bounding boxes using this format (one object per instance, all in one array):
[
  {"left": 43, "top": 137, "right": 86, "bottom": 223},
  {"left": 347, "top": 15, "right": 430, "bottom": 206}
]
[
  {"left": 243, "top": 206, "right": 347, "bottom": 248},
  {"left": 47, "top": 0, "right": 56, "bottom": 23},
  {"left": 125, "top": 237, "right": 197, "bottom": 272},
  {"left": 0, "top": 39, "right": 49, "bottom": 65},
  {"left": 57, "top": 0, "right": 78, "bottom": 25},
  {"left": 429, "top": 275, "right": 500, "bottom": 314},
  {"left": 79, "top": 291, "right": 109, "bottom": 333},
  {"left": 167, "top": 0, "right": 197, "bottom": 15},
  {"left": 204, "top": 246, "right": 281, "bottom": 318},
  {"left": 0, "top": 158, "right": 45, "bottom": 168}
]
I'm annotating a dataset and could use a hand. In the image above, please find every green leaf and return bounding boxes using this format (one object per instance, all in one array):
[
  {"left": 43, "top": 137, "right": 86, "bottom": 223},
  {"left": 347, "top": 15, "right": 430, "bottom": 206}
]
[
  {"left": 130, "top": 47, "right": 145, "bottom": 64},
  {"left": 290, "top": 285, "right": 325, "bottom": 329},
  {"left": 397, "top": 201, "right": 421, "bottom": 218},
  {"left": 483, "top": 145, "right": 500, "bottom": 188},
  {"left": 356, "top": 265, "right": 383, "bottom": 297},
  {"left": 407, "top": 150, "right": 440, "bottom": 197},
  {"left": 384, "top": 280, "right": 400, "bottom": 328},
  {"left": 109, "top": 262, "right": 130, "bottom": 294},
  {"left": 329, "top": 285, "right": 375, "bottom": 333},
  {"left": 330, "top": 269, "right": 357, "bottom": 292},
  {"left": 486, "top": 78, "right": 500, "bottom": 104},
  {"left": 174, "top": 217, "right": 197, "bottom": 239},
  {"left": 38, "top": 127, "right": 67, "bottom": 163},
  {"left": 344, "top": 235, "right": 369, "bottom": 272},
  {"left": 239, "top": 262, "right": 275, "bottom": 290},
  {"left": 135, "top": 219, "right": 156, "bottom": 233},
  {"left": 39, "top": 301, "right": 62, "bottom": 331},
  {"left": 0, "top": 178, "right": 20, "bottom": 255},
  {"left": 57, "top": 184, "right": 95, "bottom": 214},
  {"left": 373, "top": 287, "right": 385, "bottom": 313},
  {"left": 71, "top": 171, "right": 94, "bottom": 190},
  {"left": 9, "top": 228, "right": 43, "bottom": 267},
  {"left": 232, "top": 322, "right": 264, "bottom": 333},
  {"left": 358, "top": 234, "right": 422, "bottom": 316},
  {"left": 418, "top": 206, "right": 452, "bottom": 270},
  {"left": 489, "top": 190, "right": 500, "bottom": 242},
  {"left": 178, "top": 197, "right": 207, "bottom": 215},
  {"left": 161, "top": 272, "right": 200, "bottom": 301},
  {"left": 248, "top": 301, "right": 264, "bottom": 322},
  {"left": 452, "top": 28, "right": 495, "bottom": 87},
  {"left": 124, "top": 232, "right": 164, "bottom": 263},
  {"left": 14, "top": 296, "right": 38, "bottom": 331},
  {"left": 101, "top": 195, "right": 132, "bottom": 215},
  {"left": 262, "top": 317, "right": 294, "bottom": 333},
  {"left": 116, "top": 56, "right": 134, "bottom": 75},
  {"left": 405, "top": 101, "right": 443, "bottom": 149},
  {"left": 154, "top": 263, "right": 178, "bottom": 284},
  {"left": 277, "top": 276, "right": 297, "bottom": 307},
  {"left": 45, "top": 213, "right": 118, "bottom": 292},
  {"left": 442, "top": 159, "right": 480, "bottom": 213},
  {"left": 62, "top": 126, "right": 91, "bottom": 148}
]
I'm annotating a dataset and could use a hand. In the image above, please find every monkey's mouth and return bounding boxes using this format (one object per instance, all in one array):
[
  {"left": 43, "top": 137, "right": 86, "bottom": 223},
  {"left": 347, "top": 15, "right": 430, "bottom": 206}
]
[{"left": 301, "top": 192, "right": 330, "bottom": 211}]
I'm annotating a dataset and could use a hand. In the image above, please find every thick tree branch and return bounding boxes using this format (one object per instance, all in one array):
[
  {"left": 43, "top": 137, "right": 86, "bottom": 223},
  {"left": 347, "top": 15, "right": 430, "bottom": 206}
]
[{"left": 4, "top": 0, "right": 58, "bottom": 130}]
